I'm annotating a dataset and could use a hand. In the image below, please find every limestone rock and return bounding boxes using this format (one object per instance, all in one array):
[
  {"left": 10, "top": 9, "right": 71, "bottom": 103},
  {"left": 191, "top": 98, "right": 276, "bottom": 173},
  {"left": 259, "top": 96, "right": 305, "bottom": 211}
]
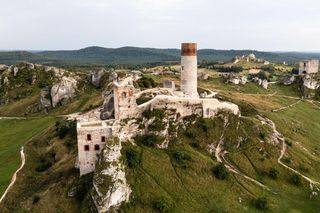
[
  {"left": 109, "top": 71, "right": 118, "bottom": 81},
  {"left": 13, "top": 67, "right": 19, "bottom": 76},
  {"left": 283, "top": 76, "right": 296, "bottom": 85},
  {"left": 303, "top": 75, "right": 319, "bottom": 90},
  {"left": 50, "top": 76, "right": 77, "bottom": 107},
  {"left": 262, "top": 79, "right": 268, "bottom": 89},
  {"left": 40, "top": 88, "right": 52, "bottom": 108},
  {"left": 90, "top": 69, "right": 106, "bottom": 87},
  {"left": 100, "top": 90, "right": 114, "bottom": 120},
  {"left": 92, "top": 138, "right": 131, "bottom": 212},
  {"left": 0, "top": 64, "right": 8, "bottom": 72}
]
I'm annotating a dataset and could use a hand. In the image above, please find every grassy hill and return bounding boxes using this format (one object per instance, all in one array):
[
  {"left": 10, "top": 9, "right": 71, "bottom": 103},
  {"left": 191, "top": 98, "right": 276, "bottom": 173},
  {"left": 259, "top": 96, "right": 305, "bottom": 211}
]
[
  {"left": 0, "top": 68, "right": 320, "bottom": 212},
  {"left": 1, "top": 46, "right": 320, "bottom": 66},
  {"left": 0, "top": 117, "right": 58, "bottom": 195}
]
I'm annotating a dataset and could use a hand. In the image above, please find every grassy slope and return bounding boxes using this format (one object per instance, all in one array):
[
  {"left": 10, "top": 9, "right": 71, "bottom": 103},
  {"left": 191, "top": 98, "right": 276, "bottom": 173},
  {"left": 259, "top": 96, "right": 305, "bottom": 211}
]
[
  {"left": 0, "top": 117, "right": 58, "bottom": 195},
  {"left": 126, "top": 73, "right": 320, "bottom": 212}
]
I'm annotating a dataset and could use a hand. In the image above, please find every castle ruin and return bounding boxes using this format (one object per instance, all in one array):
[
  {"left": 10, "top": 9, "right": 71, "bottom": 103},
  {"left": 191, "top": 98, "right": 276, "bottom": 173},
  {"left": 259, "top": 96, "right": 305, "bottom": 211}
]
[
  {"left": 76, "top": 43, "right": 240, "bottom": 176},
  {"left": 299, "top": 59, "right": 319, "bottom": 75}
]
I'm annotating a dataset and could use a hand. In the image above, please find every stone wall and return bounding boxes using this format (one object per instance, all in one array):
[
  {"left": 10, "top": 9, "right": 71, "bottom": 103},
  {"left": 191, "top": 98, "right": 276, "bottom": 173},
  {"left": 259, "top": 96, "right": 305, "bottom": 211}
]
[
  {"left": 77, "top": 121, "right": 112, "bottom": 176},
  {"left": 299, "top": 60, "right": 319, "bottom": 75}
]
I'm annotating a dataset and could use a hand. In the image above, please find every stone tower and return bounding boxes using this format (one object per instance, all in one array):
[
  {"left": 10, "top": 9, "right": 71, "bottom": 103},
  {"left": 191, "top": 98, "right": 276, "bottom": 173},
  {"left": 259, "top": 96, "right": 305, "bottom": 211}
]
[
  {"left": 299, "top": 59, "right": 319, "bottom": 75},
  {"left": 180, "top": 43, "right": 199, "bottom": 98},
  {"left": 113, "top": 83, "right": 137, "bottom": 120}
]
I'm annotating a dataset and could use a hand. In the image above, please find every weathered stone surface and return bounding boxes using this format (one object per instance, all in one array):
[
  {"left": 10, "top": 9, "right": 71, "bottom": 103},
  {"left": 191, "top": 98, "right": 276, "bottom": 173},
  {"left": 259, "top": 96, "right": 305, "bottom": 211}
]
[
  {"left": 100, "top": 90, "right": 114, "bottom": 120},
  {"left": 92, "top": 138, "right": 131, "bottom": 213},
  {"left": 0, "top": 64, "right": 8, "bottom": 72},
  {"left": 303, "top": 75, "right": 319, "bottom": 90},
  {"left": 283, "top": 76, "right": 296, "bottom": 85},
  {"left": 50, "top": 76, "right": 77, "bottom": 107},
  {"left": 40, "top": 88, "right": 52, "bottom": 108},
  {"left": 262, "top": 79, "right": 268, "bottom": 89},
  {"left": 90, "top": 69, "right": 106, "bottom": 87}
]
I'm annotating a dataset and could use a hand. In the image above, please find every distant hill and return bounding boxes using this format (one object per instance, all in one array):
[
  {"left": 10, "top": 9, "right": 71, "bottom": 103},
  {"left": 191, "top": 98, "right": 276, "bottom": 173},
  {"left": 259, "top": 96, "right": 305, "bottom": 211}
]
[{"left": 0, "top": 46, "right": 320, "bottom": 66}]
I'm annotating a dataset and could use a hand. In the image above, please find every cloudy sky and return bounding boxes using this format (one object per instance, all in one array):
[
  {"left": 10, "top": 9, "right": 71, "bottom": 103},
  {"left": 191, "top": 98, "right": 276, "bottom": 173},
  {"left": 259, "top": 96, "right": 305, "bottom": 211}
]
[{"left": 0, "top": 0, "right": 320, "bottom": 51}]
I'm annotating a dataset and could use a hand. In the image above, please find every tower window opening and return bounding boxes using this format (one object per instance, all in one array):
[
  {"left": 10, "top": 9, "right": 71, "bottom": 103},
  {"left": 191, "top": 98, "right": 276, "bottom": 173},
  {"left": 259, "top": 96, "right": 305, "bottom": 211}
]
[
  {"left": 84, "top": 145, "right": 90, "bottom": 151},
  {"left": 122, "top": 92, "right": 127, "bottom": 98},
  {"left": 94, "top": 145, "right": 100, "bottom": 151},
  {"left": 101, "top": 136, "right": 106, "bottom": 142},
  {"left": 87, "top": 134, "right": 92, "bottom": 141}
]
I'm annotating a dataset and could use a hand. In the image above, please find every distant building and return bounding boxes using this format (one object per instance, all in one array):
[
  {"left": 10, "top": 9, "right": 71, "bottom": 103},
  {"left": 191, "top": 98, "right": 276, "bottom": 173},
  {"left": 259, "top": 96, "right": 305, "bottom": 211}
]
[{"left": 299, "top": 59, "right": 319, "bottom": 75}]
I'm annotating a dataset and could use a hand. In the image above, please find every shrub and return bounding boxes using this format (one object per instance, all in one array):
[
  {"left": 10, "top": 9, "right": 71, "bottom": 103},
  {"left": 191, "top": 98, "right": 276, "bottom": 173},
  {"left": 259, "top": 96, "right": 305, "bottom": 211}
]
[
  {"left": 290, "top": 174, "right": 302, "bottom": 186},
  {"left": 268, "top": 167, "right": 279, "bottom": 179},
  {"left": 134, "top": 134, "right": 163, "bottom": 147},
  {"left": 32, "top": 195, "right": 40, "bottom": 204},
  {"left": 74, "top": 173, "right": 94, "bottom": 201},
  {"left": 212, "top": 164, "right": 228, "bottom": 180},
  {"left": 125, "top": 148, "right": 140, "bottom": 168},
  {"left": 137, "top": 77, "right": 157, "bottom": 88},
  {"left": 148, "top": 118, "right": 166, "bottom": 131},
  {"left": 64, "top": 138, "right": 77, "bottom": 150},
  {"left": 254, "top": 197, "right": 268, "bottom": 210},
  {"left": 142, "top": 109, "right": 165, "bottom": 119},
  {"left": 172, "top": 150, "right": 191, "bottom": 162},
  {"left": 153, "top": 196, "right": 174, "bottom": 212},
  {"left": 35, "top": 151, "right": 56, "bottom": 172},
  {"left": 56, "top": 120, "right": 76, "bottom": 139},
  {"left": 285, "top": 139, "right": 292, "bottom": 147}
]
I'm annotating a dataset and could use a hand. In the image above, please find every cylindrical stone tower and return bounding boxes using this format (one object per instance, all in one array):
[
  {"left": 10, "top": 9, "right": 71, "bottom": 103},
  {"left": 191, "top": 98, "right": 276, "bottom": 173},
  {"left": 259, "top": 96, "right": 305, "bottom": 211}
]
[{"left": 181, "top": 43, "right": 198, "bottom": 98}]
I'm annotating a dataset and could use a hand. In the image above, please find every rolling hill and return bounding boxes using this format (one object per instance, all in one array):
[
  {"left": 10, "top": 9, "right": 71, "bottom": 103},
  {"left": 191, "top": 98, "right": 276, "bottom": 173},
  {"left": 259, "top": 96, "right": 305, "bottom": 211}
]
[{"left": 0, "top": 46, "right": 320, "bottom": 66}]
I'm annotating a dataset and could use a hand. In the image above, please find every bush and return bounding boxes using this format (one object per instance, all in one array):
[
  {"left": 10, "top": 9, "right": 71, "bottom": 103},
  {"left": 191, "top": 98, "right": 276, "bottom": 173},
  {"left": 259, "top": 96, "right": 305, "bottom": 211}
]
[
  {"left": 35, "top": 151, "right": 56, "bottom": 172},
  {"left": 74, "top": 173, "right": 94, "bottom": 201},
  {"left": 142, "top": 109, "right": 165, "bottom": 119},
  {"left": 254, "top": 197, "right": 268, "bottom": 210},
  {"left": 148, "top": 118, "right": 166, "bottom": 131},
  {"left": 172, "top": 150, "right": 191, "bottom": 162},
  {"left": 32, "top": 195, "right": 40, "bottom": 204},
  {"left": 137, "top": 77, "right": 157, "bottom": 88},
  {"left": 153, "top": 196, "right": 174, "bottom": 212},
  {"left": 125, "top": 148, "right": 140, "bottom": 168},
  {"left": 285, "top": 139, "right": 292, "bottom": 147},
  {"left": 134, "top": 134, "right": 163, "bottom": 147},
  {"left": 290, "top": 174, "right": 302, "bottom": 186},
  {"left": 216, "top": 66, "right": 243, "bottom": 73},
  {"left": 268, "top": 168, "right": 279, "bottom": 179},
  {"left": 212, "top": 164, "right": 228, "bottom": 180},
  {"left": 55, "top": 120, "right": 76, "bottom": 139}
]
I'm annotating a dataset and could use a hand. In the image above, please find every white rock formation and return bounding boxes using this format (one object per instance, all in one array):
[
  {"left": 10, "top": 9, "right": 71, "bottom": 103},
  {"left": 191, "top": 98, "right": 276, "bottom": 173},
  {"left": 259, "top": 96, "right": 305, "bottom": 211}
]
[
  {"left": 283, "top": 76, "right": 296, "bottom": 85},
  {"left": 303, "top": 75, "right": 319, "bottom": 90},
  {"left": 262, "top": 79, "right": 268, "bottom": 89},
  {"left": 50, "top": 76, "right": 77, "bottom": 107},
  {"left": 90, "top": 69, "right": 106, "bottom": 87},
  {"left": 92, "top": 139, "right": 131, "bottom": 213}
]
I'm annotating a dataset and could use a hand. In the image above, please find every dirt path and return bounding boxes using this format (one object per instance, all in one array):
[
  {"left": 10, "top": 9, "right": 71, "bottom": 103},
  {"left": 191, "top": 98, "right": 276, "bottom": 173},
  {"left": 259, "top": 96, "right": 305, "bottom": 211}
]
[
  {"left": 213, "top": 118, "right": 274, "bottom": 192},
  {"left": 257, "top": 115, "right": 320, "bottom": 189},
  {"left": 0, "top": 146, "right": 25, "bottom": 204},
  {"left": 272, "top": 98, "right": 303, "bottom": 112}
]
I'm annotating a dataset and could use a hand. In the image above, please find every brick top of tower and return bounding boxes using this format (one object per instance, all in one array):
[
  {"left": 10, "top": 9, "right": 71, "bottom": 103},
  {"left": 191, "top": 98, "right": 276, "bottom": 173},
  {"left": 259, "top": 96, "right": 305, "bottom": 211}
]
[{"left": 181, "top": 43, "right": 197, "bottom": 56}]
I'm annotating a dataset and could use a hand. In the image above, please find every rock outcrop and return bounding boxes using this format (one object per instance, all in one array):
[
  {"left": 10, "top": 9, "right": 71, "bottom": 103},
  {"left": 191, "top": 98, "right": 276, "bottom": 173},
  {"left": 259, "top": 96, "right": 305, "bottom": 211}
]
[
  {"left": 89, "top": 69, "right": 106, "bottom": 87},
  {"left": 92, "top": 138, "right": 131, "bottom": 213},
  {"left": 303, "top": 75, "right": 319, "bottom": 90},
  {"left": 283, "top": 76, "right": 296, "bottom": 85},
  {"left": 50, "top": 76, "right": 78, "bottom": 107}
]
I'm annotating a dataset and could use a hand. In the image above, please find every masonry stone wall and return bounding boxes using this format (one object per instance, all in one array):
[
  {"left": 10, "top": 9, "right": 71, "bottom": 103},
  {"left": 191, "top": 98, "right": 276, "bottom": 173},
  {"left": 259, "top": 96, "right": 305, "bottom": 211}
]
[
  {"left": 77, "top": 121, "right": 112, "bottom": 175},
  {"left": 299, "top": 60, "right": 319, "bottom": 74}
]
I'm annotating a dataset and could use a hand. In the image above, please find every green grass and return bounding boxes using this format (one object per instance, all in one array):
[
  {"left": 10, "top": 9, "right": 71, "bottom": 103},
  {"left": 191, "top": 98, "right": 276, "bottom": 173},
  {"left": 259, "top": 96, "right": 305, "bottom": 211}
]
[{"left": 0, "top": 117, "right": 58, "bottom": 195}]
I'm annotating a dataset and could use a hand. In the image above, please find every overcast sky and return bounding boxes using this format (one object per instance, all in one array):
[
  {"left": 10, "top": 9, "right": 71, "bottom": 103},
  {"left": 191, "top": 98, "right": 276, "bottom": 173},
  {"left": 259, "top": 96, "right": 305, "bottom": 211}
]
[{"left": 1, "top": 0, "right": 320, "bottom": 51}]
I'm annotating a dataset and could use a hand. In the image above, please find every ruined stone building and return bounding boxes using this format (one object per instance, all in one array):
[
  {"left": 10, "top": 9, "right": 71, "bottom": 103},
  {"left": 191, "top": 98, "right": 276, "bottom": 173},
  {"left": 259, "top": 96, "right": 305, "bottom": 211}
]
[
  {"left": 76, "top": 121, "right": 112, "bottom": 175},
  {"left": 299, "top": 59, "right": 319, "bottom": 75},
  {"left": 76, "top": 43, "right": 240, "bottom": 176}
]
